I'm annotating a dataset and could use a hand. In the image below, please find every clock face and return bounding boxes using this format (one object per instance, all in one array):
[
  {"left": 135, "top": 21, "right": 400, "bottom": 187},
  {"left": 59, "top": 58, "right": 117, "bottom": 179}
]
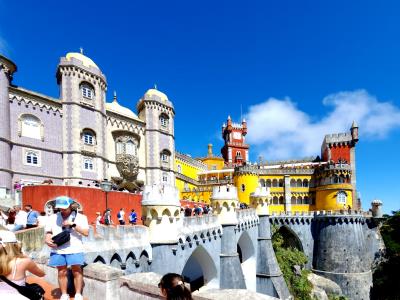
[{"left": 233, "top": 131, "right": 242, "bottom": 139}]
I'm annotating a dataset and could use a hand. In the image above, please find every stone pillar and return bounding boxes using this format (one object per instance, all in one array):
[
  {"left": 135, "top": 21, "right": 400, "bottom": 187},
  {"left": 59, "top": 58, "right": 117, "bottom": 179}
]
[
  {"left": 0, "top": 55, "right": 16, "bottom": 194},
  {"left": 284, "top": 175, "right": 291, "bottom": 212},
  {"left": 141, "top": 184, "right": 181, "bottom": 244},
  {"left": 83, "top": 263, "right": 124, "bottom": 300},
  {"left": 250, "top": 187, "right": 291, "bottom": 299},
  {"left": 211, "top": 185, "right": 246, "bottom": 289}
]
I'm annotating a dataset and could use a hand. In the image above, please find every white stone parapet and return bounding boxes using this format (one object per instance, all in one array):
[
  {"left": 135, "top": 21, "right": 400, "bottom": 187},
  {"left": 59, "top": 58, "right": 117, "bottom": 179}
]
[
  {"left": 211, "top": 185, "right": 238, "bottom": 201},
  {"left": 250, "top": 186, "right": 270, "bottom": 198},
  {"left": 141, "top": 184, "right": 180, "bottom": 206}
]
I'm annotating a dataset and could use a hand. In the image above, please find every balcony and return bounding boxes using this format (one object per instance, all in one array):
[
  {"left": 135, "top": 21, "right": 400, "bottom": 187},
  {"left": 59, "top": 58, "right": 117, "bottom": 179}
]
[{"left": 81, "top": 144, "right": 97, "bottom": 155}]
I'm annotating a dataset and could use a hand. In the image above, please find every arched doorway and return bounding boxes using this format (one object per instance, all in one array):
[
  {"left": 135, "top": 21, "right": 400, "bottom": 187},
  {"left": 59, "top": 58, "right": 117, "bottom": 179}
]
[
  {"left": 274, "top": 226, "right": 303, "bottom": 251},
  {"left": 181, "top": 245, "right": 218, "bottom": 292},
  {"left": 237, "top": 231, "right": 256, "bottom": 291}
]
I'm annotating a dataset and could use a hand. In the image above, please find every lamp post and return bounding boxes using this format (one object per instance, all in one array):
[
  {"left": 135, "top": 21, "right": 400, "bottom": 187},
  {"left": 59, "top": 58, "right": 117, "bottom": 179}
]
[{"left": 100, "top": 179, "right": 112, "bottom": 209}]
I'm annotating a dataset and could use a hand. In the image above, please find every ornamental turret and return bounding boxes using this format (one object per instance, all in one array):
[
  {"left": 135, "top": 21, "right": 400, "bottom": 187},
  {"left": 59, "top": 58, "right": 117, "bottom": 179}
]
[
  {"left": 0, "top": 55, "right": 17, "bottom": 194},
  {"left": 141, "top": 184, "right": 181, "bottom": 244},
  {"left": 250, "top": 185, "right": 271, "bottom": 216},
  {"left": 210, "top": 185, "right": 239, "bottom": 225}
]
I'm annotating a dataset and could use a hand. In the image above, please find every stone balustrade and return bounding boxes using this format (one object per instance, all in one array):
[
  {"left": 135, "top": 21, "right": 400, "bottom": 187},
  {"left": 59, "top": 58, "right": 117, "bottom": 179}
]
[
  {"left": 81, "top": 265, "right": 278, "bottom": 300},
  {"left": 236, "top": 208, "right": 259, "bottom": 224},
  {"left": 15, "top": 226, "right": 45, "bottom": 252}
]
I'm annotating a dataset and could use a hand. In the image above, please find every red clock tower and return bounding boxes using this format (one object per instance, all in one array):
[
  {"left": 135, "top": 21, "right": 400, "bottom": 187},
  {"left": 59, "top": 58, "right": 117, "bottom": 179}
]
[{"left": 221, "top": 116, "right": 249, "bottom": 167}]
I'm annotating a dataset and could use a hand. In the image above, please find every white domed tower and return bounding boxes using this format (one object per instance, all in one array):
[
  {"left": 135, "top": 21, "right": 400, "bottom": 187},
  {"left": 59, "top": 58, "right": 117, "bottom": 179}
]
[
  {"left": 56, "top": 52, "right": 108, "bottom": 184},
  {"left": 137, "top": 88, "right": 175, "bottom": 185}
]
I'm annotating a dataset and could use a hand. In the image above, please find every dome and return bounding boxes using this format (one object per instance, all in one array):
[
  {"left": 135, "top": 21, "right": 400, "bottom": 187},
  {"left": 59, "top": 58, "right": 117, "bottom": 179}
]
[
  {"left": 106, "top": 99, "right": 139, "bottom": 120},
  {"left": 66, "top": 52, "right": 99, "bottom": 69},
  {"left": 144, "top": 88, "right": 169, "bottom": 102}
]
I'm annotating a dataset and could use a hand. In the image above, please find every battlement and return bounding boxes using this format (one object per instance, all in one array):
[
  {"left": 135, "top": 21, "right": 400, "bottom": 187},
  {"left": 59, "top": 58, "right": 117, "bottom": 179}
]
[
  {"left": 323, "top": 132, "right": 352, "bottom": 144},
  {"left": 210, "top": 185, "right": 238, "bottom": 201},
  {"left": 141, "top": 184, "right": 180, "bottom": 206}
]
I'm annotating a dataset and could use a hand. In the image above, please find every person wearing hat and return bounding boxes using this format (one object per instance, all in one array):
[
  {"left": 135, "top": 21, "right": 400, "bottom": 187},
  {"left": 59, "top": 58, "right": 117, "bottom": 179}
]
[
  {"left": 44, "top": 196, "right": 89, "bottom": 300},
  {"left": 0, "top": 230, "right": 45, "bottom": 298}
]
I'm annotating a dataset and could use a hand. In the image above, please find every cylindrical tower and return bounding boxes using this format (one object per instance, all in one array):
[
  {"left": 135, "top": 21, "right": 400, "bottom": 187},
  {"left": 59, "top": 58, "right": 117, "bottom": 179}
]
[
  {"left": 57, "top": 52, "right": 108, "bottom": 185},
  {"left": 234, "top": 166, "right": 258, "bottom": 205},
  {"left": 0, "top": 55, "right": 17, "bottom": 194},
  {"left": 250, "top": 186, "right": 291, "bottom": 299},
  {"left": 314, "top": 163, "right": 353, "bottom": 211},
  {"left": 313, "top": 213, "right": 372, "bottom": 299},
  {"left": 137, "top": 89, "right": 175, "bottom": 186},
  {"left": 211, "top": 185, "right": 246, "bottom": 289}
]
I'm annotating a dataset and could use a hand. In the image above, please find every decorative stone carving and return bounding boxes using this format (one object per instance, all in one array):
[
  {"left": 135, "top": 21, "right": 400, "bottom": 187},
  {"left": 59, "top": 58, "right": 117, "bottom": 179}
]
[{"left": 116, "top": 154, "right": 139, "bottom": 181}]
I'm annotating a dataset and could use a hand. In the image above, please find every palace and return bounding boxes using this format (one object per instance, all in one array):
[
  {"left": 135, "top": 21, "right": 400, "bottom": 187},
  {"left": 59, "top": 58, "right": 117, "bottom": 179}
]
[
  {"left": 175, "top": 115, "right": 360, "bottom": 212},
  {"left": 0, "top": 51, "right": 359, "bottom": 212}
]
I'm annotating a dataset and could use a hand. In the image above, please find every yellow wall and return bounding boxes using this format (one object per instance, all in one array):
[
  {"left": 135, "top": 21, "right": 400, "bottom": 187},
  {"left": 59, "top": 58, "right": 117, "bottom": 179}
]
[
  {"left": 201, "top": 157, "right": 225, "bottom": 170},
  {"left": 234, "top": 174, "right": 259, "bottom": 204},
  {"left": 315, "top": 183, "right": 353, "bottom": 211}
]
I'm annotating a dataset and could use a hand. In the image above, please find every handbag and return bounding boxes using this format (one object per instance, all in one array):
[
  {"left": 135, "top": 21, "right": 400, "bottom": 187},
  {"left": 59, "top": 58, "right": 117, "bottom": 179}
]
[
  {"left": 0, "top": 275, "right": 45, "bottom": 300},
  {"left": 52, "top": 211, "right": 77, "bottom": 247}
]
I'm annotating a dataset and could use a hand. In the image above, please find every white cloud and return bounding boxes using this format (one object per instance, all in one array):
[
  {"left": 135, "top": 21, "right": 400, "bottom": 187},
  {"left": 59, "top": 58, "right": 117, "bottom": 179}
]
[{"left": 245, "top": 90, "right": 400, "bottom": 160}]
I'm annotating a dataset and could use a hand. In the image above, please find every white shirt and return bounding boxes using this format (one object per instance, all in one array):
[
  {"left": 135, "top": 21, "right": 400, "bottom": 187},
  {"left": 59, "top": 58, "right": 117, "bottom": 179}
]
[
  {"left": 15, "top": 211, "right": 27, "bottom": 226},
  {"left": 96, "top": 215, "right": 101, "bottom": 225},
  {"left": 45, "top": 211, "right": 89, "bottom": 254},
  {"left": 37, "top": 215, "right": 48, "bottom": 227},
  {"left": 118, "top": 210, "right": 125, "bottom": 221}
]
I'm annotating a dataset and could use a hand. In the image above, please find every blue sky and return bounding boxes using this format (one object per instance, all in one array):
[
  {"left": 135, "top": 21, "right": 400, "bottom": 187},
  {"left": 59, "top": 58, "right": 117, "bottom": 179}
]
[{"left": 1, "top": 0, "right": 399, "bottom": 213}]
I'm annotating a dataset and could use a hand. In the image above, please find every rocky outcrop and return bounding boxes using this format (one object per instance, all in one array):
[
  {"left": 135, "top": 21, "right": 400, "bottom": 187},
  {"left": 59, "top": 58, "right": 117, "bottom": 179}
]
[{"left": 308, "top": 273, "right": 342, "bottom": 300}]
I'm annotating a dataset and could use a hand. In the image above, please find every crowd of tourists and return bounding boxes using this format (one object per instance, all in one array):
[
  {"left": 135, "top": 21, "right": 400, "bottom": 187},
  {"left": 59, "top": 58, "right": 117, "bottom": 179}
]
[{"left": 0, "top": 205, "right": 47, "bottom": 232}]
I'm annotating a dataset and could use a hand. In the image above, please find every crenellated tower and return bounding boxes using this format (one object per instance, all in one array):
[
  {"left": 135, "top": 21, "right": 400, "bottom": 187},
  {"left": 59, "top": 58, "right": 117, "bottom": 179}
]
[
  {"left": 0, "top": 55, "right": 17, "bottom": 196},
  {"left": 221, "top": 116, "right": 249, "bottom": 167},
  {"left": 137, "top": 89, "right": 175, "bottom": 186},
  {"left": 56, "top": 52, "right": 108, "bottom": 185},
  {"left": 320, "top": 122, "right": 359, "bottom": 209}
]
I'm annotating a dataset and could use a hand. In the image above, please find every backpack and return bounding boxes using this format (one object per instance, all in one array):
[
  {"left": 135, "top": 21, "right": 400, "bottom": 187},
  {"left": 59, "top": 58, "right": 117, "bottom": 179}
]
[
  {"left": 129, "top": 212, "right": 137, "bottom": 222},
  {"left": 117, "top": 211, "right": 121, "bottom": 219},
  {"left": 100, "top": 215, "right": 105, "bottom": 224}
]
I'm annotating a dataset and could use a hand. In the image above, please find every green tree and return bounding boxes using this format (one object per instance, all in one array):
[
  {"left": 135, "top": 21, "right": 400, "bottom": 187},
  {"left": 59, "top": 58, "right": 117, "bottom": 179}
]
[
  {"left": 272, "top": 227, "right": 312, "bottom": 300},
  {"left": 371, "top": 210, "right": 400, "bottom": 299}
]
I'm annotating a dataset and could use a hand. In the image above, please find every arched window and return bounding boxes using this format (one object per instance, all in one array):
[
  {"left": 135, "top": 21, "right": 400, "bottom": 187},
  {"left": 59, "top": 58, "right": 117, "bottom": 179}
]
[
  {"left": 82, "top": 129, "right": 96, "bottom": 145},
  {"left": 279, "top": 196, "right": 284, "bottom": 204},
  {"left": 159, "top": 113, "right": 169, "bottom": 129},
  {"left": 337, "top": 191, "right": 347, "bottom": 204},
  {"left": 83, "top": 157, "right": 94, "bottom": 170},
  {"left": 303, "top": 179, "right": 309, "bottom": 187},
  {"left": 297, "top": 179, "right": 302, "bottom": 187},
  {"left": 160, "top": 150, "right": 170, "bottom": 163},
  {"left": 273, "top": 196, "right": 279, "bottom": 205},
  {"left": 303, "top": 196, "right": 309, "bottom": 204},
  {"left": 80, "top": 82, "right": 94, "bottom": 99},
  {"left": 259, "top": 179, "right": 265, "bottom": 187},
  {"left": 266, "top": 179, "right": 272, "bottom": 187},
  {"left": 125, "top": 140, "right": 136, "bottom": 155},
  {"left": 26, "top": 151, "right": 38, "bottom": 166},
  {"left": 236, "top": 151, "right": 242, "bottom": 159},
  {"left": 297, "top": 196, "right": 302, "bottom": 204},
  {"left": 290, "top": 179, "right": 296, "bottom": 187},
  {"left": 278, "top": 179, "right": 284, "bottom": 187},
  {"left": 272, "top": 179, "right": 278, "bottom": 187},
  {"left": 291, "top": 196, "right": 296, "bottom": 204},
  {"left": 241, "top": 184, "right": 245, "bottom": 192},
  {"left": 20, "top": 114, "right": 42, "bottom": 140},
  {"left": 116, "top": 142, "right": 124, "bottom": 154}
]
